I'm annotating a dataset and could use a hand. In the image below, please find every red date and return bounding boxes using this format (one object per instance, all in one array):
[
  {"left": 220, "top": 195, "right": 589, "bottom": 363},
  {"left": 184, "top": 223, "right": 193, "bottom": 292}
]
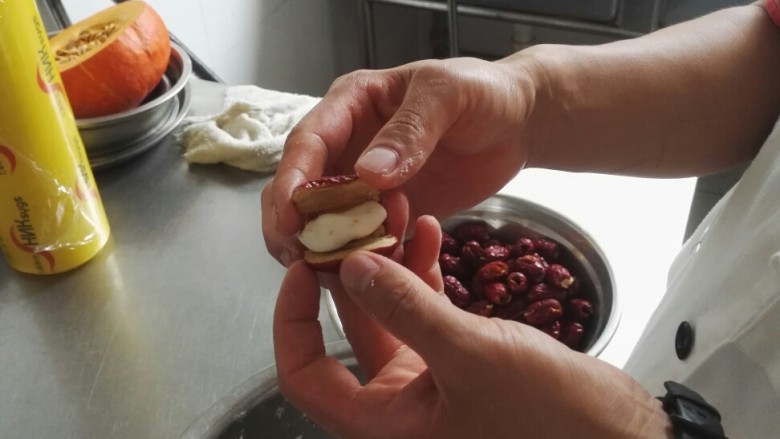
[
  {"left": 439, "top": 220, "right": 597, "bottom": 353},
  {"left": 511, "top": 254, "right": 548, "bottom": 283},
  {"left": 546, "top": 264, "right": 575, "bottom": 290},
  {"left": 492, "top": 297, "right": 527, "bottom": 320},
  {"left": 534, "top": 238, "right": 560, "bottom": 261},
  {"left": 485, "top": 238, "right": 503, "bottom": 248},
  {"left": 443, "top": 275, "right": 472, "bottom": 309},
  {"left": 523, "top": 298, "right": 563, "bottom": 327},
  {"left": 439, "top": 253, "right": 470, "bottom": 280},
  {"left": 482, "top": 244, "right": 511, "bottom": 263},
  {"left": 541, "top": 320, "right": 562, "bottom": 339},
  {"left": 510, "top": 237, "right": 535, "bottom": 257},
  {"left": 461, "top": 241, "right": 486, "bottom": 268},
  {"left": 483, "top": 282, "right": 511, "bottom": 306},
  {"left": 441, "top": 231, "right": 460, "bottom": 255},
  {"left": 476, "top": 261, "right": 509, "bottom": 283},
  {"left": 506, "top": 271, "right": 529, "bottom": 295},
  {"left": 567, "top": 298, "right": 594, "bottom": 321},
  {"left": 561, "top": 321, "right": 585, "bottom": 350},
  {"left": 527, "top": 283, "right": 568, "bottom": 303}
]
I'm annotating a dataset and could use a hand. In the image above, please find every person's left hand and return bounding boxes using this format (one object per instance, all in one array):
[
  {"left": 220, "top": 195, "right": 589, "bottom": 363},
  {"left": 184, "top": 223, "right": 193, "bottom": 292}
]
[{"left": 273, "top": 216, "right": 672, "bottom": 439}]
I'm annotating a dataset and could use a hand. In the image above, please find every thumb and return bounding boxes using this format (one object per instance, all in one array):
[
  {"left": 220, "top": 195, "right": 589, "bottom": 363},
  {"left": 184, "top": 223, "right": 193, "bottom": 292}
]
[
  {"left": 339, "top": 250, "right": 475, "bottom": 369},
  {"left": 355, "top": 77, "right": 457, "bottom": 189}
]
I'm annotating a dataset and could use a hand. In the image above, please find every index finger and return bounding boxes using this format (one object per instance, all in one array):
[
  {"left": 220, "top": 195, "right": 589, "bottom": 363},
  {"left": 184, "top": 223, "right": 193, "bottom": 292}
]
[
  {"left": 274, "top": 68, "right": 390, "bottom": 236},
  {"left": 272, "top": 261, "right": 361, "bottom": 418},
  {"left": 272, "top": 100, "right": 351, "bottom": 236},
  {"left": 273, "top": 69, "right": 408, "bottom": 236}
]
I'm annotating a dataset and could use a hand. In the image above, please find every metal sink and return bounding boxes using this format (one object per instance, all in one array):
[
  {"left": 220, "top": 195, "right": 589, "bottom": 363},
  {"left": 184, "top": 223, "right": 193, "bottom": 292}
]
[{"left": 179, "top": 341, "right": 358, "bottom": 439}]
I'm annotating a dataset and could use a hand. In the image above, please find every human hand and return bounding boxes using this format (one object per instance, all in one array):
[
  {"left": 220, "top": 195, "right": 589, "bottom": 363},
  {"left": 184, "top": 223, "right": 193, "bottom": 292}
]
[
  {"left": 273, "top": 217, "right": 672, "bottom": 439},
  {"left": 264, "top": 56, "right": 537, "bottom": 264}
]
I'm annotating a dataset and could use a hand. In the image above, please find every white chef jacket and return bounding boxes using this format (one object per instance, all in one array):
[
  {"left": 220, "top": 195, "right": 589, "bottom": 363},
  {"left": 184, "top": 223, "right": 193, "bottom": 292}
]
[{"left": 623, "top": 118, "right": 780, "bottom": 438}]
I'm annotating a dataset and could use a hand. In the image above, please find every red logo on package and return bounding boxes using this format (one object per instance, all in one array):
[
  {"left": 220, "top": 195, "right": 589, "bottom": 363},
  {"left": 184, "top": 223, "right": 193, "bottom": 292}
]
[
  {"left": 74, "top": 177, "right": 98, "bottom": 202},
  {"left": 36, "top": 66, "right": 64, "bottom": 95},
  {"left": 9, "top": 225, "right": 55, "bottom": 271},
  {"left": 0, "top": 145, "right": 15, "bottom": 174}
]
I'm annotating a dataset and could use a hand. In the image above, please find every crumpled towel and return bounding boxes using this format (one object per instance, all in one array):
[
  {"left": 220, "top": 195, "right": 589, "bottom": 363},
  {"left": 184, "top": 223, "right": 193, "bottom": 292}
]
[{"left": 177, "top": 85, "right": 320, "bottom": 172}]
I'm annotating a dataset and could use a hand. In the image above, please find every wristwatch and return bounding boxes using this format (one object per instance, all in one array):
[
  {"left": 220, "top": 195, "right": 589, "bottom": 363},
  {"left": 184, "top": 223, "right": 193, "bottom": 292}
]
[{"left": 657, "top": 381, "right": 727, "bottom": 439}]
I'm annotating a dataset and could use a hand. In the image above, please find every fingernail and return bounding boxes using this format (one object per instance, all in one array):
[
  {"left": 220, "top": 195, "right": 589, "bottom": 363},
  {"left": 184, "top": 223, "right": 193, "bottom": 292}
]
[
  {"left": 357, "top": 147, "right": 399, "bottom": 175},
  {"left": 342, "top": 254, "right": 380, "bottom": 294}
]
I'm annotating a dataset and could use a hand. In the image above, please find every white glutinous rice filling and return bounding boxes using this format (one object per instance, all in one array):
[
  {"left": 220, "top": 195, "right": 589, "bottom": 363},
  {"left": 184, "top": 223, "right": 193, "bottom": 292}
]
[{"left": 298, "top": 201, "right": 387, "bottom": 253}]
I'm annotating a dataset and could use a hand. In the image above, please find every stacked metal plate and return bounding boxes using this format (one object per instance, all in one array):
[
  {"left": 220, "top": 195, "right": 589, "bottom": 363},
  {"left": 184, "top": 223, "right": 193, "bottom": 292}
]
[{"left": 76, "top": 42, "right": 193, "bottom": 170}]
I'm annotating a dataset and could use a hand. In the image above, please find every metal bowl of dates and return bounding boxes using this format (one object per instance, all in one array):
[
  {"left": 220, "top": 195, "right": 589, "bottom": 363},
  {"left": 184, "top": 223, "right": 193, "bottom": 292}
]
[
  {"left": 439, "top": 194, "right": 619, "bottom": 357},
  {"left": 75, "top": 41, "right": 192, "bottom": 167},
  {"left": 324, "top": 193, "right": 619, "bottom": 357}
]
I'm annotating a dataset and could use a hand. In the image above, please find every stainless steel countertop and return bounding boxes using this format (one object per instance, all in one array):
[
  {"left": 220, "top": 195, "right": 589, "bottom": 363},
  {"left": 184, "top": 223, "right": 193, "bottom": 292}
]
[{"left": 0, "top": 78, "right": 343, "bottom": 439}]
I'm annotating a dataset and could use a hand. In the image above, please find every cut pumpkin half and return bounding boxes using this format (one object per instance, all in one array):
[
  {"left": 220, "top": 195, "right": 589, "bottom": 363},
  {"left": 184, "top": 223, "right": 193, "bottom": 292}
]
[{"left": 49, "top": 0, "right": 171, "bottom": 119}]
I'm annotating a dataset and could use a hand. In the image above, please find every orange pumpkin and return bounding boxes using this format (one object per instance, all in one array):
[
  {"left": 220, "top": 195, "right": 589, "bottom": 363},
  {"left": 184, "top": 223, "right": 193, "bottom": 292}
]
[{"left": 49, "top": 1, "right": 171, "bottom": 119}]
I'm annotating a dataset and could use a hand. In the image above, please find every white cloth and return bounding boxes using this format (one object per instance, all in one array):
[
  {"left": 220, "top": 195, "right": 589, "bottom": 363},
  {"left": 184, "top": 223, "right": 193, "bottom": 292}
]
[
  {"left": 177, "top": 85, "right": 320, "bottom": 172},
  {"left": 623, "top": 118, "right": 780, "bottom": 437}
]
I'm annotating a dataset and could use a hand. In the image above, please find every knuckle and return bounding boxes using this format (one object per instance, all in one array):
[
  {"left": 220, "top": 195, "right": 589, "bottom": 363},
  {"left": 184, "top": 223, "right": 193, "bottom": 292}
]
[
  {"left": 260, "top": 181, "right": 273, "bottom": 204},
  {"left": 389, "top": 107, "right": 427, "bottom": 139},
  {"left": 331, "top": 69, "right": 373, "bottom": 92}
]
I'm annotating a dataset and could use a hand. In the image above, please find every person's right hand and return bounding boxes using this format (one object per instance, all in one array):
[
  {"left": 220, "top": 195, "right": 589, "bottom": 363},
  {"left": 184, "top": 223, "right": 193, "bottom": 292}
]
[
  {"left": 273, "top": 224, "right": 673, "bottom": 439},
  {"left": 265, "top": 56, "right": 538, "bottom": 263}
]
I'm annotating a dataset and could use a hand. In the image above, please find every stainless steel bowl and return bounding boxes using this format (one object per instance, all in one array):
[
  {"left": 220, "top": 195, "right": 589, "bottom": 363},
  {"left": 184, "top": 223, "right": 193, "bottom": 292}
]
[
  {"left": 76, "top": 41, "right": 192, "bottom": 157},
  {"left": 325, "top": 194, "right": 619, "bottom": 356},
  {"left": 179, "top": 340, "right": 356, "bottom": 439},
  {"left": 440, "top": 194, "right": 620, "bottom": 357}
]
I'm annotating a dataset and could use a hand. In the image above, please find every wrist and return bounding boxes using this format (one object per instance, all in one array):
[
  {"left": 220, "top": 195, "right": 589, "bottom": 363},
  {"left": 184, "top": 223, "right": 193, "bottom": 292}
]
[
  {"left": 605, "top": 381, "right": 675, "bottom": 439},
  {"left": 641, "top": 394, "right": 677, "bottom": 439},
  {"left": 498, "top": 44, "right": 579, "bottom": 170}
]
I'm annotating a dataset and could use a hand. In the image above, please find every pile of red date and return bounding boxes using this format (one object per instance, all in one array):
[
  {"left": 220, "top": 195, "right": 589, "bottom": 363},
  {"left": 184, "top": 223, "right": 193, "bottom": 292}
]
[{"left": 439, "top": 221, "right": 595, "bottom": 351}]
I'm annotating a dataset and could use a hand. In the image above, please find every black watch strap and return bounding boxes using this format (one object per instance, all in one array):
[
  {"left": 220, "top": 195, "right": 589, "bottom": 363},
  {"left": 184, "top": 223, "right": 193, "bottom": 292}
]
[{"left": 657, "top": 381, "right": 727, "bottom": 439}]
